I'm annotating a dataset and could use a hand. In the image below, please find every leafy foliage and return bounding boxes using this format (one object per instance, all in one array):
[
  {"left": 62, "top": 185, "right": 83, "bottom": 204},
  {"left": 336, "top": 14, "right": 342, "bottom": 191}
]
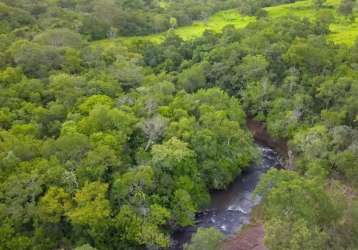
[
  {"left": 0, "top": 0, "right": 358, "bottom": 249},
  {"left": 184, "top": 227, "right": 224, "bottom": 250}
]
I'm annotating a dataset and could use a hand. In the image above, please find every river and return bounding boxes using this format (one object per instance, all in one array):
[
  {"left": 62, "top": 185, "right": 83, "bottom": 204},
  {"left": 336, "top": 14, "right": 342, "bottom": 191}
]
[{"left": 171, "top": 144, "right": 283, "bottom": 249}]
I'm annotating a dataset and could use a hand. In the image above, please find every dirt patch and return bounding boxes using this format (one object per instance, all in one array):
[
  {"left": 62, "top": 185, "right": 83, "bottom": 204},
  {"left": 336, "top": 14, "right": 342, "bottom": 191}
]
[{"left": 222, "top": 224, "right": 266, "bottom": 250}]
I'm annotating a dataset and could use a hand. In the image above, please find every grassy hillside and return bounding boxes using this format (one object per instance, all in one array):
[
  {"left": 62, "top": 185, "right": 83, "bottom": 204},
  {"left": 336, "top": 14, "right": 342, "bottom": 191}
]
[
  {"left": 266, "top": 0, "right": 358, "bottom": 45},
  {"left": 96, "top": 10, "right": 255, "bottom": 46},
  {"left": 330, "top": 16, "right": 358, "bottom": 45},
  {"left": 97, "top": 0, "right": 357, "bottom": 47}
]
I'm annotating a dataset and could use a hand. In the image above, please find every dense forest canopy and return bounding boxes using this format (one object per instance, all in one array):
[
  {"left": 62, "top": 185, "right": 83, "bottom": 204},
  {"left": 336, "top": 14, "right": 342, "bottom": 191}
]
[{"left": 0, "top": 0, "right": 358, "bottom": 249}]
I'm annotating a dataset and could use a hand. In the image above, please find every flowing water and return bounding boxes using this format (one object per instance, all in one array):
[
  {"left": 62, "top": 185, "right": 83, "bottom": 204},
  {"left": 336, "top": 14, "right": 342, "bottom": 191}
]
[{"left": 171, "top": 144, "right": 282, "bottom": 249}]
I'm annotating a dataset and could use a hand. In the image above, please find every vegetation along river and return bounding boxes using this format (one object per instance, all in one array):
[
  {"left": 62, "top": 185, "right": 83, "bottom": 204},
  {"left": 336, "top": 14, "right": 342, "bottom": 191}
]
[{"left": 171, "top": 143, "right": 283, "bottom": 249}]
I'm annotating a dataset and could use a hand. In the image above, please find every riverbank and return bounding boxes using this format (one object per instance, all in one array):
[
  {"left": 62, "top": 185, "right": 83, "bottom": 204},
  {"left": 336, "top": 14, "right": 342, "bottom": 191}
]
[
  {"left": 172, "top": 143, "right": 281, "bottom": 249},
  {"left": 172, "top": 119, "right": 287, "bottom": 250},
  {"left": 222, "top": 197, "right": 266, "bottom": 250},
  {"left": 222, "top": 224, "right": 266, "bottom": 250},
  {"left": 221, "top": 204, "right": 266, "bottom": 250},
  {"left": 246, "top": 119, "right": 288, "bottom": 159},
  {"left": 220, "top": 119, "right": 289, "bottom": 250}
]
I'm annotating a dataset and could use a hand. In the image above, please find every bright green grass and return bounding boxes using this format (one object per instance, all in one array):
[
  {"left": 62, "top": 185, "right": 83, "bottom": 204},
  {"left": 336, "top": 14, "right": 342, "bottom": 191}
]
[
  {"left": 329, "top": 0, "right": 358, "bottom": 46},
  {"left": 265, "top": 0, "right": 315, "bottom": 18},
  {"left": 96, "top": 10, "right": 255, "bottom": 47},
  {"left": 173, "top": 10, "right": 255, "bottom": 40},
  {"left": 95, "top": 0, "right": 357, "bottom": 48},
  {"left": 265, "top": 0, "right": 358, "bottom": 46},
  {"left": 329, "top": 15, "right": 358, "bottom": 46}
]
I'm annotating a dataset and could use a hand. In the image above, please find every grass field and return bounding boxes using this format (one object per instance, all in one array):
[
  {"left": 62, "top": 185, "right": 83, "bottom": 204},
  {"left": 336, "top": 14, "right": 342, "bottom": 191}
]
[
  {"left": 330, "top": 20, "right": 358, "bottom": 45},
  {"left": 96, "top": 0, "right": 358, "bottom": 47},
  {"left": 265, "top": 0, "right": 358, "bottom": 45},
  {"left": 170, "top": 10, "right": 255, "bottom": 40},
  {"left": 96, "top": 10, "right": 255, "bottom": 47}
]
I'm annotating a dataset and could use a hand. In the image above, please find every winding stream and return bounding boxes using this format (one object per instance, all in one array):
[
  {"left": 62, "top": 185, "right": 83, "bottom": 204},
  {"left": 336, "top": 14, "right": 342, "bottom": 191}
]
[{"left": 171, "top": 144, "right": 282, "bottom": 249}]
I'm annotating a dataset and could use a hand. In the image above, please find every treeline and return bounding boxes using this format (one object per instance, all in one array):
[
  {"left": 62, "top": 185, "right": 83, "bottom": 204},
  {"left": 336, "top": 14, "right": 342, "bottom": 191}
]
[
  {"left": 0, "top": 0, "right": 301, "bottom": 41},
  {"left": 0, "top": 0, "right": 242, "bottom": 40},
  {"left": 239, "top": 0, "right": 297, "bottom": 15}
]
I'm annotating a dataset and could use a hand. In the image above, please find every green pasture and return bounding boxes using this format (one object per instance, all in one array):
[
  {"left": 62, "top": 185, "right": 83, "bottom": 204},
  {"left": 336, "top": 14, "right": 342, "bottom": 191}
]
[
  {"left": 95, "top": 0, "right": 358, "bottom": 48},
  {"left": 95, "top": 10, "right": 255, "bottom": 47}
]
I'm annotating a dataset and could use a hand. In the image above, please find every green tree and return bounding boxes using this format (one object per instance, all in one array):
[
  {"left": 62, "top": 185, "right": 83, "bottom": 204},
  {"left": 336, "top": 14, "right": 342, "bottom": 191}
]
[
  {"left": 37, "top": 187, "right": 71, "bottom": 224},
  {"left": 151, "top": 137, "right": 197, "bottom": 179},
  {"left": 332, "top": 150, "right": 358, "bottom": 185},
  {"left": 48, "top": 73, "right": 86, "bottom": 108},
  {"left": 313, "top": 0, "right": 326, "bottom": 9},
  {"left": 114, "top": 205, "right": 143, "bottom": 245},
  {"left": 184, "top": 227, "right": 224, "bottom": 250},
  {"left": 78, "top": 105, "right": 137, "bottom": 137},
  {"left": 164, "top": 88, "right": 257, "bottom": 189},
  {"left": 315, "top": 10, "right": 335, "bottom": 35},
  {"left": 78, "top": 95, "right": 114, "bottom": 114},
  {"left": 67, "top": 182, "right": 110, "bottom": 226},
  {"left": 284, "top": 37, "right": 333, "bottom": 74},
  {"left": 0, "top": 222, "right": 32, "bottom": 250},
  {"left": 114, "top": 204, "right": 170, "bottom": 248},
  {"left": 238, "top": 55, "right": 269, "bottom": 83},
  {"left": 43, "top": 132, "right": 90, "bottom": 166},
  {"left": 177, "top": 64, "right": 207, "bottom": 93},
  {"left": 8, "top": 40, "right": 64, "bottom": 77},
  {"left": 74, "top": 244, "right": 97, "bottom": 250},
  {"left": 291, "top": 125, "right": 329, "bottom": 160},
  {"left": 242, "top": 79, "right": 275, "bottom": 119},
  {"left": 111, "top": 165, "right": 154, "bottom": 204},
  {"left": 0, "top": 67, "right": 23, "bottom": 87},
  {"left": 256, "top": 169, "right": 341, "bottom": 227},
  {"left": 80, "top": 16, "right": 111, "bottom": 40},
  {"left": 170, "top": 17, "right": 177, "bottom": 29},
  {"left": 77, "top": 144, "right": 121, "bottom": 183},
  {"left": 33, "top": 28, "right": 83, "bottom": 48},
  {"left": 338, "top": 0, "right": 356, "bottom": 16},
  {"left": 171, "top": 189, "right": 196, "bottom": 227},
  {"left": 264, "top": 218, "right": 328, "bottom": 250}
]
